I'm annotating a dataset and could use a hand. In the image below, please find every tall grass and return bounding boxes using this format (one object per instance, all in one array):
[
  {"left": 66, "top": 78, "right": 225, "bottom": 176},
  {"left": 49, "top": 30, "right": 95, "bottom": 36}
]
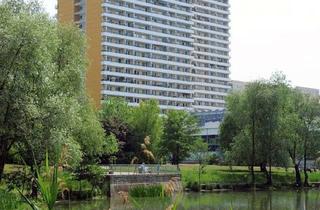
[
  {"left": 129, "top": 184, "right": 165, "bottom": 198},
  {"left": 0, "top": 189, "right": 25, "bottom": 210}
]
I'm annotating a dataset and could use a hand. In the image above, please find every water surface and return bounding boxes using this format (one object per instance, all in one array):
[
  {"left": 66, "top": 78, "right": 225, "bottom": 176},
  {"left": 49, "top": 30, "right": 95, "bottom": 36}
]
[{"left": 55, "top": 190, "right": 320, "bottom": 210}]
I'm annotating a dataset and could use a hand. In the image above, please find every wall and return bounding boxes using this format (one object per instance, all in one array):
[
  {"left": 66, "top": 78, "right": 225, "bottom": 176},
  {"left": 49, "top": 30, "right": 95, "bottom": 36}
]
[{"left": 107, "top": 173, "right": 182, "bottom": 197}]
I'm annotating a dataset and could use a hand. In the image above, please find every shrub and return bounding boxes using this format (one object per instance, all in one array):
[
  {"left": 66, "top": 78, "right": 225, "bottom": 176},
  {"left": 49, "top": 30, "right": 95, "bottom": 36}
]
[
  {"left": 190, "top": 182, "right": 200, "bottom": 192},
  {"left": 74, "top": 164, "right": 107, "bottom": 195},
  {"left": 208, "top": 154, "right": 221, "bottom": 165}
]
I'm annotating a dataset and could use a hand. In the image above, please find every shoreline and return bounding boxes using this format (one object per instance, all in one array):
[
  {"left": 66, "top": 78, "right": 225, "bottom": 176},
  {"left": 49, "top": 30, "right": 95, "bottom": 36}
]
[{"left": 184, "top": 182, "right": 320, "bottom": 193}]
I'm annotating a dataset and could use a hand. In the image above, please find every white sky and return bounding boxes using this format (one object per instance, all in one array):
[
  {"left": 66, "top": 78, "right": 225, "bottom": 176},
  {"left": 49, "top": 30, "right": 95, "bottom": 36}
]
[{"left": 42, "top": 0, "right": 320, "bottom": 89}]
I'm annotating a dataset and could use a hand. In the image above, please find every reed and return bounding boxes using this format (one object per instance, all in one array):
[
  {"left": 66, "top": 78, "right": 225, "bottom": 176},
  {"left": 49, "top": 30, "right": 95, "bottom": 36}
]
[
  {"left": 20, "top": 152, "right": 60, "bottom": 210},
  {"left": 36, "top": 153, "right": 59, "bottom": 210},
  {"left": 129, "top": 184, "right": 165, "bottom": 198}
]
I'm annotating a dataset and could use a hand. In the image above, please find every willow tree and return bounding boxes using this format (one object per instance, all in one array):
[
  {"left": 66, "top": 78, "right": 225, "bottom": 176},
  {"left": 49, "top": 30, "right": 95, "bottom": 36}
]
[
  {"left": 297, "top": 94, "right": 320, "bottom": 186},
  {"left": 220, "top": 74, "right": 291, "bottom": 187},
  {"left": 0, "top": 0, "right": 115, "bottom": 181},
  {"left": 221, "top": 82, "right": 267, "bottom": 187}
]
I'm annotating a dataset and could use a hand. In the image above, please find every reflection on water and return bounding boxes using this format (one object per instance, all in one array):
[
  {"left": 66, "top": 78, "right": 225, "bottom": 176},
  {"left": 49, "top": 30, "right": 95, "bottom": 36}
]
[{"left": 55, "top": 190, "right": 320, "bottom": 210}]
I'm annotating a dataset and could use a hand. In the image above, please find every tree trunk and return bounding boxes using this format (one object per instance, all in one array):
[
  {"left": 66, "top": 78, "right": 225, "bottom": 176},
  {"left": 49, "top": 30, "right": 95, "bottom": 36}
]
[
  {"left": 251, "top": 117, "right": 256, "bottom": 188},
  {"left": 198, "top": 161, "right": 201, "bottom": 191},
  {"left": 30, "top": 165, "right": 38, "bottom": 198},
  {"left": 294, "top": 164, "right": 302, "bottom": 187},
  {"left": 260, "top": 162, "right": 267, "bottom": 172},
  {"left": 303, "top": 138, "right": 309, "bottom": 187},
  {"left": 304, "top": 171, "right": 309, "bottom": 187},
  {"left": 260, "top": 162, "right": 270, "bottom": 185},
  {"left": 267, "top": 162, "right": 272, "bottom": 186},
  {"left": 0, "top": 143, "right": 8, "bottom": 182},
  {"left": 176, "top": 146, "right": 180, "bottom": 171}
]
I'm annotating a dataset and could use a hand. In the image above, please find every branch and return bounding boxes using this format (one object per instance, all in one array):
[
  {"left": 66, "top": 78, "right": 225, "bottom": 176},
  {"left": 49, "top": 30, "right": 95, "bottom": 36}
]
[{"left": 0, "top": 41, "right": 25, "bottom": 91}]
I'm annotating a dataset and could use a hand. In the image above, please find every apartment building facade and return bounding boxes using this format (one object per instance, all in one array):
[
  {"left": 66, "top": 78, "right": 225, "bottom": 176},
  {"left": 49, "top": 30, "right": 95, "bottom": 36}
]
[{"left": 58, "top": 0, "right": 231, "bottom": 111}]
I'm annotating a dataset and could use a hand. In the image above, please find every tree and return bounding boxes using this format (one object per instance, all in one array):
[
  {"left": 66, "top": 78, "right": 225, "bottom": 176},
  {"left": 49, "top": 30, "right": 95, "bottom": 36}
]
[
  {"left": 159, "top": 110, "right": 200, "bottom": 167},
  {"left": 250, "top": 76, "right": 292, "bottom": 186},
  {"left": 130, "top": 100, "right": 163, "bottom": 161},
  {"left": 73, "top": 100, "right": 117, "bottom": 163},
  {"left": 133, "top": 136, "right": 155, "bottom": 164},
  {"left": 100, "top": 97, "right": 132, "bottom": 163},
  {"left": 0, "top": 1, "right": 60, "bottom": 180},
  {"left": 280, "top": 90, "right": 305, "bottom": 187},
  {"left": 0, "top": 0, "right": 117, "bottom": 181},
  {"left": 220, "top": 82, "right": 265, "bottom": 187},
  {"left": 192, "top": 139, "right": 209, "bottom": 191},
  {"left": 220, "top": 75, "right": 291, "bottom": 187},
  {"left": 296, "top": 94, "right": 320, "bottom": 186}
]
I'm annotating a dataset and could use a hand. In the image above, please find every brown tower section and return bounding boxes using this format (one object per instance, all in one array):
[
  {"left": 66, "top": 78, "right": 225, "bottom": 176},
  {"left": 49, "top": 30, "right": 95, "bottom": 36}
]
[
  {"left": 58, "top": 0, "right": 102, "bottom": 108},
  {"left": 85, "top": 0, "right": 102, "bottom": 108},
  {"left": 57, "top": 0, "right": 74, "bottom": 23}
]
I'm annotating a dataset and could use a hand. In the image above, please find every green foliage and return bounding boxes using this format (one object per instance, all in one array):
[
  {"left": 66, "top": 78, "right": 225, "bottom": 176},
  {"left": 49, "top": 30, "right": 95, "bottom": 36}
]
[
  {"left": 220, "top": 73, "right": 302, "bottom": 185},
  {"left": 220, "top": 72, "right": 320, "bottom": 187},
  {"left": 19, "top": 152, "right": 59, "bottom": 210},
  {"left": 192, "top": 139, "right": 210, "bottom": 190},
  {"left": 36, "top": 155, "right": 59, "bottom": 210},
  {"left": 130, "top": 100, "right": 163, "bottom": 161},
  {"left": 136, "top": 136, "right": 156, "bottom": 163},
  {"left": 0, "top": 0, "right": 117, "bottom": 180},
  {"left": 4, "top": 166, "right": 31, "bottom": 194},
  {"left": 192, "top": 139, "right": 209, "bottom": 164},
  {"left": 73, "top": 100, "right": 116, "bottom": 161},
  {"left": 100, "top": 97, "right": 131, "bottom": 163},
  {"left": 159, "top": 110, "right": 200, "bottom": 165},
  {"left": 100, "top": 97, "right": 132, "bottom": 123},
  {"left": 100, "top": 98, "right": 162, "bottom": 163},
  {"left": 129, "top": 184, "right": 165, "bottom": 198},
  {"left": 73, "top": 164, "right": 108, "bottom": 197},
  {"left": 0, "top": 188, "right": 25, "bottom": 210},
  {"left": 104, "top": 133, "right": 119, "bottom": 155}
]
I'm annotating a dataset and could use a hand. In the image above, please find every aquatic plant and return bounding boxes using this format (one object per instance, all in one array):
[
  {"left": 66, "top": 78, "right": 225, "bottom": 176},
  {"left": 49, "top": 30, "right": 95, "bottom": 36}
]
[
  {"left": 20, "top": 152, "right": 60, "bottom": 210},
  {"left": 36, "top": 155, "right": 59, "bottom": 210},
  {"left": 129, "top": 184, "right": 164, "bottom": 198}
]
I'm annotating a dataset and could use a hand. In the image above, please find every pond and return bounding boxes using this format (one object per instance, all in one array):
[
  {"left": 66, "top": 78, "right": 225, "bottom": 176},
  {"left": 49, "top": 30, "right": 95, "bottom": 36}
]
[{"left": 55, "top": 190, "right": 320, "bottom": 210}]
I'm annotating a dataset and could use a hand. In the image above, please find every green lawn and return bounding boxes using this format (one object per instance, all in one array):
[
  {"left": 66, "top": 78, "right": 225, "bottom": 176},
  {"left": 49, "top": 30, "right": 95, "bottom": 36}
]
[
  {"left": 4, "top": 164, "right": 320, "bottom": 190},
  {"left": 180, "top": 164, "right": 320, "bottom": 187},
  {"left": 3, "top": 164, "right": 25, "bottom": 174}
]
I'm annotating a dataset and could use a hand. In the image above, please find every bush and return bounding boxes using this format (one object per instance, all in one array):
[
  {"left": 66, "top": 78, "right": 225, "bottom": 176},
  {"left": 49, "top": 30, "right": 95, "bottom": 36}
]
[
  {"left": 208, "top": 154, "right": 221, "bottom": 165},
  {"left": 4, "top": 170, "right": 32, "bottom": 193},
  {"left": 188, "top": 181, "right": 200, "bottom": 192},
  {"left": 129, "top": 184, "right": 164, "bottom": 198},
  {"left": 74, "top": 164, "right": 107, "bottom": 195}
]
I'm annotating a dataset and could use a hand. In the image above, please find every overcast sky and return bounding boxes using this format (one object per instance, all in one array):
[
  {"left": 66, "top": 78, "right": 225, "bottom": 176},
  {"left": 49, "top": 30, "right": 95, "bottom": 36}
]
[{"left": 42, "top": 0, "right": 320, "bottom": 89}]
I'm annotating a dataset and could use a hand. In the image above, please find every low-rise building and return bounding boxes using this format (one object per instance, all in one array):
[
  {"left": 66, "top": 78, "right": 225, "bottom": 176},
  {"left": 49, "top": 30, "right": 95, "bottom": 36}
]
[
  {"left": 193, "top": 110, "right": 224, "bottom": 152},
  {"left": 192, "top": 80, "right": 319, "bottom": 158}
]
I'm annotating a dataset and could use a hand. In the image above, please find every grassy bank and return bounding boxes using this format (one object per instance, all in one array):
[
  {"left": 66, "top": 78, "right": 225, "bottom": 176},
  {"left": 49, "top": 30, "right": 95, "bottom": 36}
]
[
  {"left": 180, "top": 164, "right": 320, "bottom": 189},
  {"left": 4, "top": 164, "right": 320, "bottom": 193}
]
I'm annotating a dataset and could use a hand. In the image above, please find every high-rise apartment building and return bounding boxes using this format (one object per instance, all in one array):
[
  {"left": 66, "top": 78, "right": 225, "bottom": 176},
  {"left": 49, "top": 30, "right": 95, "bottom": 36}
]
[{"left": 58, "top": 0, "right": 231, "bottom": 111}]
